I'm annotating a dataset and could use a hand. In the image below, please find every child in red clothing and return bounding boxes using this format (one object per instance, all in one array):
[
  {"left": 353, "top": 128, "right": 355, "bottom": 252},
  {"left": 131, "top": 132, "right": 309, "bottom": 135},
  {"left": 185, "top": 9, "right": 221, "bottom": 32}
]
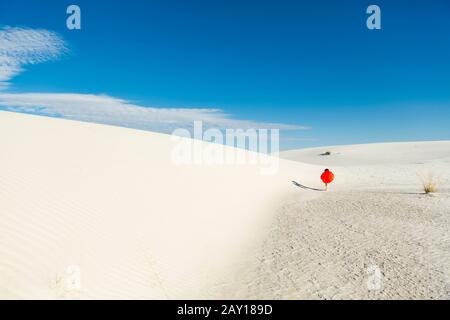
[{"left": 321, "top": 169, "right": 335, "bottom": 191}]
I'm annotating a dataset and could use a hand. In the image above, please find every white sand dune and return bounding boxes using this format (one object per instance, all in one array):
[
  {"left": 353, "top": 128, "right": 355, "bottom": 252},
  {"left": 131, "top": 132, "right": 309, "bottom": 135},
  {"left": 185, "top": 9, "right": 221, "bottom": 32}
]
[
  {"left": 281, "top": 141, "right": 450, "bottom": 192},
  {"left": 224, "top": 142, "right": 450, "bottom": 299},
  {"left": 1, "top": 110, "right": 450, "bottom": 299},
  {"left": 0, "top": 111, "right": 320, "bottom": 299},
  {"left": 281, "top": 141, "right": 450, "bottom": 166},
  {"left": 210, "top": 143, "right": 450, "bottom": 299}
]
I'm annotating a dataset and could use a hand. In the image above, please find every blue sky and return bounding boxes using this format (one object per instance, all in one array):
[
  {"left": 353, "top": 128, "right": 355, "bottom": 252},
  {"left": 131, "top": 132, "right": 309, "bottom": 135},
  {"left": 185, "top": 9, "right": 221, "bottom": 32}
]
[{"left": 0, "top": 0, "right": 449, "bottom": 150}]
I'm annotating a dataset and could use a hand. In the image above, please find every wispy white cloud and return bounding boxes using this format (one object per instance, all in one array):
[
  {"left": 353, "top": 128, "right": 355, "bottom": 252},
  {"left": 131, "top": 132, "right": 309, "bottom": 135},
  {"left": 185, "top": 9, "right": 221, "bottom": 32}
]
[
  {"left": 0, "top": 26, "right": 66, "bottom": 88},
  {"left": 0, "top": 26, "right": 308, "bottom": 133},
  {"left": 0, "top": 92, "right": 309, "bottom": 133}
]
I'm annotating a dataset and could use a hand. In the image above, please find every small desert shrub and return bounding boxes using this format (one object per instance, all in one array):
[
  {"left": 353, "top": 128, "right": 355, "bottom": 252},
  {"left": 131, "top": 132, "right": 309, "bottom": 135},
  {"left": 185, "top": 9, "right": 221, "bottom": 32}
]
[
  {"left": 423, "top": 181, "right": 438, "bottom": 194},
  {"left": 421, "top": 173, "right": 438, "bottom": 194},
  {"left": 320, "top": 151, "right": 332, "bottom": 156}
]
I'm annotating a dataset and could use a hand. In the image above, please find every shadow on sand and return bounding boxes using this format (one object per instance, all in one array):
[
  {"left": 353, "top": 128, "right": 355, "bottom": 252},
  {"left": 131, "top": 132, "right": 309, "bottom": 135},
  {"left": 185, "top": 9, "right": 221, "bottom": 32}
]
[{"left": 292, "top": 181, "right": 325, "bottom": 192}]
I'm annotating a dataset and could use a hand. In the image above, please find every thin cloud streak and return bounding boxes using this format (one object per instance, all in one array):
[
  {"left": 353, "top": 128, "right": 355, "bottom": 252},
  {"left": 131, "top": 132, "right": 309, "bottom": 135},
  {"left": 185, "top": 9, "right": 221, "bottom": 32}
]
[{"left": 0, "top": 92, "right": 310, "bottom": 133}]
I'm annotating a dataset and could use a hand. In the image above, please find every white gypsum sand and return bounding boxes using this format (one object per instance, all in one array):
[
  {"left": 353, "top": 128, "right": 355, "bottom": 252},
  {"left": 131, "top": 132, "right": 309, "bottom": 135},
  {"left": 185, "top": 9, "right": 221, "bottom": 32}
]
[
  {"left": 0, "top": 110, "right": 319, "bottom": 299},
  {"left": 217, "top": 142, "right": 450, "bottom": 299},
  {"left": 1, "top": 111, "right": 449, "bottom": 299}
]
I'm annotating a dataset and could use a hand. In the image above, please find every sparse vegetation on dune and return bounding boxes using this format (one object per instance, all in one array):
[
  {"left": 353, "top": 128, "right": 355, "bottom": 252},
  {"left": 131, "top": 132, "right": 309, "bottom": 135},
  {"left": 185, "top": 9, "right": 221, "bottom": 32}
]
[{"left": 420, "top": 173, "right": 438, "bottom": 194}]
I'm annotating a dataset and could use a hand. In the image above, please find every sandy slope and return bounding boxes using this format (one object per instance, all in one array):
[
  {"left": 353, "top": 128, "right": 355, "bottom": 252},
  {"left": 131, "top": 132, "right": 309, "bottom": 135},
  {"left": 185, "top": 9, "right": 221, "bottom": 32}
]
[
  {"left": 1, "top": 111, "right": 449, "bottom": 299},
  {"left": 281, "top": 141, "right": 450, "bottom": 192},
  {"left": 0, "top": 111, "right": 320, "bottom": 299},
  {"left": 222, "top": 142, "right": 450, "bottom": 299},
  {"left": 219, "top": 191, "right": 450, "bottom": 299},
  {"left": 281, "top": 141, "right": 450, "bottom": 166}
]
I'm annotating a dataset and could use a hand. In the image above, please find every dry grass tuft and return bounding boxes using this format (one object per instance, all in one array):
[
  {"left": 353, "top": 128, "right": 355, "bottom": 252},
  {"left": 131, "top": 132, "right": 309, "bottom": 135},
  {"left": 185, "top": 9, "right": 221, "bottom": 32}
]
[{"left": 421, "top": 173, "right": 438, "bottom": 194}]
